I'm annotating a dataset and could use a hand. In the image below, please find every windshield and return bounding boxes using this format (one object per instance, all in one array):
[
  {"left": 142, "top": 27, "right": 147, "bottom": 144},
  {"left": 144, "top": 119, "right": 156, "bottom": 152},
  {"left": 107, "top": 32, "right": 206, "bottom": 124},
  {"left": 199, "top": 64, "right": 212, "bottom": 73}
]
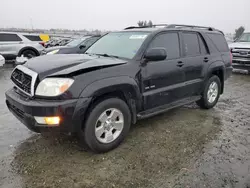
[
  {"left": 86, "top": 32, "right": 150, "bottom": 59},
  {"left": 66, "top": 37, "right": 89, "bottom": 47},
  {"left": 237, "top": 33, "right": 250, "bottom": 42}
]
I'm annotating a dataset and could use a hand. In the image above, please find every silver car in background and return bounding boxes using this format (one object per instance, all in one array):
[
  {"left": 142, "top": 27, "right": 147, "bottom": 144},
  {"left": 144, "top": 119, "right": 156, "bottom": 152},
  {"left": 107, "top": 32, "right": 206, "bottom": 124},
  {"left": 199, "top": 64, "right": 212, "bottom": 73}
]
[
  {"left": 0, "top": 32, "right": 45, "bottom": 61},
  {"left": 229, "top": 32, "right": 250, "bottom": 72}
]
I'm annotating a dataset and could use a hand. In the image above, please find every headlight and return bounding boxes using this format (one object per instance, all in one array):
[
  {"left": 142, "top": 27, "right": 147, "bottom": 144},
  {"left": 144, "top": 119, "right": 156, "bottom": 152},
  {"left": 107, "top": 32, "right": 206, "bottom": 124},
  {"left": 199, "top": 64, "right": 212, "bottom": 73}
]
[
  {"left": 47, "top": 49, "right": 59, "bottom": 55},
  {"left": 35, "top": 78, "right": 74, "bottom": 96}
]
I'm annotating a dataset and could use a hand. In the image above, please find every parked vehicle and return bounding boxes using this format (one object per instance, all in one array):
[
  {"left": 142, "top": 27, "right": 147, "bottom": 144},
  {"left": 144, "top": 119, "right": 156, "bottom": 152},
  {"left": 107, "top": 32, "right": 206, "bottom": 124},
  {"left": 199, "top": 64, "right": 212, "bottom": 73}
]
[
  {"left": 229, "top": 32, "right": 250, "bottom": 72},
  {"left": 0, "top": 54, "right": 5, "bottom": 67},
  {"left": 0, "top": 32, "right": 45, "bottom": 61},
  {"left": 58, "top": 38, "right": 72, "bottom": 46},
  {"left": 5, "top": 24, "right": 232, "bottom": 153},
  {"left": 41, "top": 35, "right": 100, "bottom": 55}
]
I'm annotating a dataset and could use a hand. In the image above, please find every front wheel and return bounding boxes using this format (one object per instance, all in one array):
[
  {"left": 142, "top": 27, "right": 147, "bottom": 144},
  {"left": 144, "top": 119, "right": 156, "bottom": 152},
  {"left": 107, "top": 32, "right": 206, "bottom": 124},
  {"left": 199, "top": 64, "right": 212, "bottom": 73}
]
[
  {"left": 79, "top": 98, "right": 131, "bottom": 153},
  {"left": 196, "top": 75, "right": 221, "bottom": 109}
]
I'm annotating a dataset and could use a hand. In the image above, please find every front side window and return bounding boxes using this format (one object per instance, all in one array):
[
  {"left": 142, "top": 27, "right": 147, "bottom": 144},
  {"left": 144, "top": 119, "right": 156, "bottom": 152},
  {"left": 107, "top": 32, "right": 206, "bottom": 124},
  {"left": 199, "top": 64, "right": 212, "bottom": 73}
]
[
  {"left": 66, "top": 37, "right": 89, "bottom": 47},
  {"left": 0, "top": 33, "right": 22, "bottom": 42},
  {"left": 182, "top": 32, "right": 200, "bottom": 56},
  {"left": 86, "top": 32, "right": 150, "bottom": 59},
  {"left": 80, "top": 37, "right": 99, "bottom": 49},
  {"left": 148, "top": 32, "right": 180, "bottom": 60}
]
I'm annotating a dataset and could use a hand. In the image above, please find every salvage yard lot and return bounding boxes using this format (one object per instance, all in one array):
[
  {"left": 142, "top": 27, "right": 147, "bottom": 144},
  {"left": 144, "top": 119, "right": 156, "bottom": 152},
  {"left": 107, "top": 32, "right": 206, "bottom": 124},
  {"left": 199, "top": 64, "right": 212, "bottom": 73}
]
[{"left": 0, "top": 69, "right": 250, "bottom": 188}]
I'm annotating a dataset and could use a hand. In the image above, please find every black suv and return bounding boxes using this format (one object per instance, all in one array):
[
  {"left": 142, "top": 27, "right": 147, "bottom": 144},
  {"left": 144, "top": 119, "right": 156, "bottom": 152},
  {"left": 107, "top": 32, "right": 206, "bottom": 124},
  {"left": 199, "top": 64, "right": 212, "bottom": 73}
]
[{"left": 6, "top": 24, "right": 232, "bottom": 153}]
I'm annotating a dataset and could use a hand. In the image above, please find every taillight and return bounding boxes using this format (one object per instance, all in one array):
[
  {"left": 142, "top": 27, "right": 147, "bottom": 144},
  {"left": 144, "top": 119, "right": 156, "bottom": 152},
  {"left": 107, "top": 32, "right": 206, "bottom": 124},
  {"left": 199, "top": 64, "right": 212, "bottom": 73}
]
[
  {"left": 39, "top": 42, "right": 45, "bottom": 47},
  {"left": 230, "top": 52, "right": 233, "bottom": 64}
]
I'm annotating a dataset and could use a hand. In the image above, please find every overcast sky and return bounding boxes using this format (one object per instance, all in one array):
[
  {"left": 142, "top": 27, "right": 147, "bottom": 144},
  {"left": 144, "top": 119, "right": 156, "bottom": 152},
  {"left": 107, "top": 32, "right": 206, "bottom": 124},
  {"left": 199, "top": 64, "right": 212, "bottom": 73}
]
[{"left": 0, "top": 0, "right": 249, "bottom": 33}]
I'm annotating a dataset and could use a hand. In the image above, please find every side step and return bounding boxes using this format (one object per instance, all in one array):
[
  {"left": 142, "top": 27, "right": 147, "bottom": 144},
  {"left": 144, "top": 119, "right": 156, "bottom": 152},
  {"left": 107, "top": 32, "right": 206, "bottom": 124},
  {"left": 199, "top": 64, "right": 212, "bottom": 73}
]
[{"left": 137, "top": 96, "right": 201, "bottom": 120}]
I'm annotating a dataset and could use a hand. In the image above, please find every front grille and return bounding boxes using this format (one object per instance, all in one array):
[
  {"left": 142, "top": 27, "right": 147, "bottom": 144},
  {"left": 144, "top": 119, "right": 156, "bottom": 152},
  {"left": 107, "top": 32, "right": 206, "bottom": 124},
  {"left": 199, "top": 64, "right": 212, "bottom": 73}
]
[
  {"left": 11, "top": 69, "right": 32, "bottom": 94},
  {"left": 7, "top": 101, "right": 25, "bottom": 119},
  {"left": 232, "top": 48, "right": 250, "bottom": 59},
  {"left": 10, "top": 65, "right": 38, "bottom": 96}
]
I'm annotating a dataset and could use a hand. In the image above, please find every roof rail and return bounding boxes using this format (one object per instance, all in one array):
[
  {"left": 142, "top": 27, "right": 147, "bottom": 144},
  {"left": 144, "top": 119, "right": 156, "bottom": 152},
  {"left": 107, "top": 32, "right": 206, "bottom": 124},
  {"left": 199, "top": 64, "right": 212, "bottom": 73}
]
[
  {"left": 124, "top": 24, "right": 224, "bottom": 35},
  {"left": 166, "top": 24, "right": 215, "bottom": 31}
]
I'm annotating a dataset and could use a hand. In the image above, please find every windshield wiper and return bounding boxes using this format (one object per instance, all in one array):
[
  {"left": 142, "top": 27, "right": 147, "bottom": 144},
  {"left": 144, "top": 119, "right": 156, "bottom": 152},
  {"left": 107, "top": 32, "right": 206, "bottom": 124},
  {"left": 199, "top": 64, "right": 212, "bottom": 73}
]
[{"left": 94, "top": 53, "right": 120, "bottom": 58}]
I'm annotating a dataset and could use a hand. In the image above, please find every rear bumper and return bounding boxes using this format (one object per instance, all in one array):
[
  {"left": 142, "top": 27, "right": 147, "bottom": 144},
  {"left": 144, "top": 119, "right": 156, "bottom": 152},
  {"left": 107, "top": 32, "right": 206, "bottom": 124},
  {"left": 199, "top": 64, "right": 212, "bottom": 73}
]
[{"left": 5, "top": 88, "right": 91, "bottom": 133}]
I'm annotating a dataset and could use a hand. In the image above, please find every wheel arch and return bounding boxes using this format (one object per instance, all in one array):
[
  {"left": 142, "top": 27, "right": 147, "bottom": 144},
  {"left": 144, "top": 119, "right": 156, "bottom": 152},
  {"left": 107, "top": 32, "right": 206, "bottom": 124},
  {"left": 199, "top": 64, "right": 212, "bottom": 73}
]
[
  {"left": 207, "top": 61, "right": 225, "bottom": 94},
  {"left": 80, "top": 76, "right": 142, "bottom": 124},
  {"left": 18, "top": 46, "right": 40, "bottom": 57}
]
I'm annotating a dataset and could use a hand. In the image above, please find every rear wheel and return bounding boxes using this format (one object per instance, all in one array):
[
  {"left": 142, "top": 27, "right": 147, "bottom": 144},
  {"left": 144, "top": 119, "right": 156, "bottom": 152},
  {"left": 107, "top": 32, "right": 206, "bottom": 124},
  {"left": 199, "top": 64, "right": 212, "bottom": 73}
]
[
  {"left": 196, "top": 75, "right": 221, "bottom": 109},
  {"left": 20, "top": 49, "right": 37, "bottom": 59},
  {"left": 79, "top": 98, "right": 131, "bottom": 153}
]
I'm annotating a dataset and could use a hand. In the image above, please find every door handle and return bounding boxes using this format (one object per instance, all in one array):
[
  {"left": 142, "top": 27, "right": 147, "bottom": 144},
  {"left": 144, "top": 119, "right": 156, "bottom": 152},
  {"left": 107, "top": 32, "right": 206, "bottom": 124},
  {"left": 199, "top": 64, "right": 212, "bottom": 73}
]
[
  {"left": 204, "top": 57, "right": 209, "bottom": 62},
  {"left": 177, "top": 61, "right": 184, "bottom": 67}
]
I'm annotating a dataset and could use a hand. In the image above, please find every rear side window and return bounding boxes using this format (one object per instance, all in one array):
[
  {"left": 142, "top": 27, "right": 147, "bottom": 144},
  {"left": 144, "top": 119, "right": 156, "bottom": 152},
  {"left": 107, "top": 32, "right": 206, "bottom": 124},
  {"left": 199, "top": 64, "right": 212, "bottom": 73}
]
[
  {"left": 207, "top": 33, "right": 229, "bottom": 52},
  {"left": 0, "top": 33, "right": 22, "bottom": 42},
  {"left": 23, "top": 35, "right": 42, "bottom": 41},
  {"left": 198, "top": 34, "right": 208, "bottom": 54},
  {"left": 148, "top": 32, "right": 180, "bottom": 59},
  {"left": 182, "top": 32, "right": 200, "bottom": 56}
]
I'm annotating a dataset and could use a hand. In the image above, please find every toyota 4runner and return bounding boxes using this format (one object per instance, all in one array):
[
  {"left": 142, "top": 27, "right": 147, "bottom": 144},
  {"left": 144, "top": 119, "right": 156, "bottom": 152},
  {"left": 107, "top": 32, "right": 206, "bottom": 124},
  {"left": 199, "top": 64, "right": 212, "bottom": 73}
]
[{"left": 5, "top": 24, "right": 232, "bottom": 153}]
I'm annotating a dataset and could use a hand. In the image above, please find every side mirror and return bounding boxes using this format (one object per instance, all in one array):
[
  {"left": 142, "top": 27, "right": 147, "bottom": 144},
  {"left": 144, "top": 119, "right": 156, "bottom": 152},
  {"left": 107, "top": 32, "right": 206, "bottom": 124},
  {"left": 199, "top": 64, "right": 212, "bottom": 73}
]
[
  {"left": 79, "top": 45, "right": 86, "bottom": 49},
  {"left": 144, "top": 48, "right": 167, "bottom": 61}
]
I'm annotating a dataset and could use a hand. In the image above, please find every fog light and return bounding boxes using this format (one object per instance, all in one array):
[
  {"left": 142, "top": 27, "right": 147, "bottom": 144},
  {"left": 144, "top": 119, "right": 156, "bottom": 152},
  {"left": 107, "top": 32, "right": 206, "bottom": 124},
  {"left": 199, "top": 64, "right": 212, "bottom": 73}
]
[{"left": 34, "top": 116, "right": 60, "bottom": 125}]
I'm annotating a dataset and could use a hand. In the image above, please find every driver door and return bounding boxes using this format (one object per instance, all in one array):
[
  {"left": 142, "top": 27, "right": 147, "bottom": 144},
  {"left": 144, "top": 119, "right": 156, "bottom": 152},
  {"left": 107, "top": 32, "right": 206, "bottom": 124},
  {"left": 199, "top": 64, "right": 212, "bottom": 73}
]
[{"left": 141, "top": 32, "right": 186, "bottom": 110}]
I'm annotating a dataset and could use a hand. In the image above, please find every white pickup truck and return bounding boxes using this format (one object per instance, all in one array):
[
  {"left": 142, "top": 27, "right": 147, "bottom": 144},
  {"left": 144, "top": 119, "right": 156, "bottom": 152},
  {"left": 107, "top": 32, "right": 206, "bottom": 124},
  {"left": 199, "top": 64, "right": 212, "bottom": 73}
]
[{"left": 229, "top": 32, "right": 250, "bottom": 72}]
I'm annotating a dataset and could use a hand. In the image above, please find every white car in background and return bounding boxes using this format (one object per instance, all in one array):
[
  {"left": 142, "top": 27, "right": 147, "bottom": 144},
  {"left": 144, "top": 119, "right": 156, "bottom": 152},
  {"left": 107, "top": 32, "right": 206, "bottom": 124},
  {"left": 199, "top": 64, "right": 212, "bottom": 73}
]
[
  {"left": 0, "top": 54, "right": 5, "bottom": 67},
  {"left": 0, "top": 32, "right": 45, "bottom": 61}
]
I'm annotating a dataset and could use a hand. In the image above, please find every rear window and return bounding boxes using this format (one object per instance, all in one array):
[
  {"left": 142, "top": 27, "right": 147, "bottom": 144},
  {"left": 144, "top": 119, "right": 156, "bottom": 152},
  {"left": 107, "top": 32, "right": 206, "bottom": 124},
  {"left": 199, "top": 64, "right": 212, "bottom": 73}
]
[
  {"left": 207, "top": 33, "right": 229, "bottom": 52},
  {"left": 0, "top": 33, "right": 22, "bottom": 42},
  {"left": 23, "top": 35, "right": 42, "bottom": 41}
]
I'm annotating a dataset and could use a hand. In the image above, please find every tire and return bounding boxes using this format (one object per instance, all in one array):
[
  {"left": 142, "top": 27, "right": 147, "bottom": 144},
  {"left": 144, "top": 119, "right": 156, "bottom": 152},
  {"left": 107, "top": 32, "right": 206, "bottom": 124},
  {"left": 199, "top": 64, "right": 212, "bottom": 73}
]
[
  {"left": 20, "top": 49, "right": 37, "bottom": 59},
  {"left": 79, "top": 98, "right": 131, "bottom": 153},
  {"left": 196, "top": 75, "right": 221, "bottom": 109}
]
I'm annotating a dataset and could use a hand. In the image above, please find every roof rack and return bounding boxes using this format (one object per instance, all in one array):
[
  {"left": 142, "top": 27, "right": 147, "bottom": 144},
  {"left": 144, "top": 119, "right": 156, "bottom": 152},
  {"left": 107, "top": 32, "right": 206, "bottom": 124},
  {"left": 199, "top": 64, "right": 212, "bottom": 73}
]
[
  {"left": 124, "top": 24, "right": 224, "bottom": 34},
  {"left": 166, "top": 24, "right": 215, "bottom": 31}
]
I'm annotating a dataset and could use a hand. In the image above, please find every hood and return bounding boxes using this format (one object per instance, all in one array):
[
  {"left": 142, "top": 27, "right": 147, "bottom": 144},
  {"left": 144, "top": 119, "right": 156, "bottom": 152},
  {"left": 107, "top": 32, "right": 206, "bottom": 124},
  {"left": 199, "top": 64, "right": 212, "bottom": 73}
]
[
  {"left": 229, "top": 42, "right": 250, "bottom": 49},
  {"left": 24, "top": 54, "right": 127, "bottom": 79}
]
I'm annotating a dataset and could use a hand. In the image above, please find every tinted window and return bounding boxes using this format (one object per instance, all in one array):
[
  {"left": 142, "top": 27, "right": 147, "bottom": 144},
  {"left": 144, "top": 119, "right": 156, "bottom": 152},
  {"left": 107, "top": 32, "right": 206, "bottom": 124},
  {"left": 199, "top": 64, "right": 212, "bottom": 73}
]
[
  {"left": 80, "top": 37, "right": 99, "bottom": 48},
  {"left": 148, "top": 33, "right": 180, "bottom": 59},
  {"left": 182, "top": 32, "right": 200, "bottom": 56},
  {"left": 207, "top": 33, "right": 229, "bottom": 52},
  {"left": 198, "top": 34, "right": 208, "bottom": 54},
  {"left": 0, "top": 33, "right": 22, "bottom": 42},
  {"left": 23, "top": 35, "right": 42, "bottom": 41}
]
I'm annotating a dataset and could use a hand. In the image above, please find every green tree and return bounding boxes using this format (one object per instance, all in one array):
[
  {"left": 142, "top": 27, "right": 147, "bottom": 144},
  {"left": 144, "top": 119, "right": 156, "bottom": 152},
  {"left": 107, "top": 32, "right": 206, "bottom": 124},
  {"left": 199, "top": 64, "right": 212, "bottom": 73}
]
[
  {"left": 137, "top": 20, "right": 153, "bottom": 27},
  {"left": 234, "top": 26, "right": 245, "bottom": 40},
  {"left": 137, "top": 21, "right": 144, "bottom": 27},
  {"left": 148, "top": 20, "right": 153, "bottom": 27}
]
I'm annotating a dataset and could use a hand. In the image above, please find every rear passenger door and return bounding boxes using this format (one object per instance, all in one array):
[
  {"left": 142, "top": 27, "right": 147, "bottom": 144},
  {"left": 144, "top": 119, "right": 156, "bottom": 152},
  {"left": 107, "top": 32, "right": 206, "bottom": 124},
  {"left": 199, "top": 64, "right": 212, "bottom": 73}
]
[
  {"left": 180, "top": 32, "right": 209, "bottom": 97},
  {"left": 141, "top": 32, "right": 186, "bottom": 110}
]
